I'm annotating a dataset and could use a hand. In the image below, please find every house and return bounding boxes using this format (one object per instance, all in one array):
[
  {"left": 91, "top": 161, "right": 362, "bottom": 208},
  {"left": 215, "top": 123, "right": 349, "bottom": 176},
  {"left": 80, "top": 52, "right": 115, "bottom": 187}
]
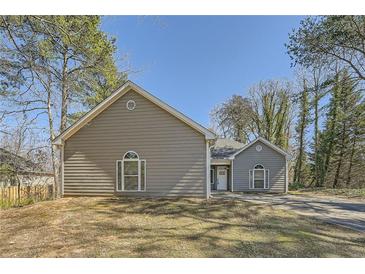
[
  {"left": 0, "top": 148, "right": 54, "bottom": 187},
  {"left": 53, "top": 81, "right": 290, "bottom": 198},
  {"left": 211, "top": 137, "right": 291, "bottom": 193}
]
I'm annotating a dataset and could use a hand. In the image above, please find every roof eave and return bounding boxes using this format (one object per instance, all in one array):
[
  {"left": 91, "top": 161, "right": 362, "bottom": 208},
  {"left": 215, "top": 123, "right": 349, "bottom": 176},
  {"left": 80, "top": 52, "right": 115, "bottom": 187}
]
[
  {"left": 229, "top": 137, "right": 292, "bottom": 160},
  {"left": 52, "top": 81, "right": 216, "bottom": 144}
]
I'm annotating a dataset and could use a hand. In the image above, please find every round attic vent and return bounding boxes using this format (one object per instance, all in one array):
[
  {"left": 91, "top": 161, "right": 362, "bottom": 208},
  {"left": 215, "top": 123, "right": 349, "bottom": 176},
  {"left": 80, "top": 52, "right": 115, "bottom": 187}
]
[
  {"left": 126, "top": 100, "right": 136, "bottom": 111},
  {"left": 256, "top": 145, "right": 262, "bottom": 152}
]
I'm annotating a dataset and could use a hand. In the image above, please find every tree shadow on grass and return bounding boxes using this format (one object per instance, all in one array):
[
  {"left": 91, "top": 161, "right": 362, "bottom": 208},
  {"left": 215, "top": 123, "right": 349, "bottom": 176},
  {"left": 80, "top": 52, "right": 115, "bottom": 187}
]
[
  {"left": 1, "top": 197, "right": 363, "bottom": 257},
  {"left": 88, "top": 197, "right": 365, "bottom": 258}
]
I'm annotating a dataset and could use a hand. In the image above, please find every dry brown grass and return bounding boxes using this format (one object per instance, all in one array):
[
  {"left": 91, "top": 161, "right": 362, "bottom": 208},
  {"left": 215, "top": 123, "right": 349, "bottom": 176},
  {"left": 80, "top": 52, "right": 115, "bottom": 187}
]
[
  {"left": 290, "top": 188, "right": 365, "bottom": 200},
  {"left": 0, "top": 197, "right": 364, "bottom": 258}
]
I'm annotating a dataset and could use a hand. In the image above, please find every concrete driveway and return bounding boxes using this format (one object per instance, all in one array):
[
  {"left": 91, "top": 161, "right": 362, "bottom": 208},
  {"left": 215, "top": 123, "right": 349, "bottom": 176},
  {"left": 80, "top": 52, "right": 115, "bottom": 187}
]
[{"left": 212, "top": 192, "right": 365, "bottom": 232}]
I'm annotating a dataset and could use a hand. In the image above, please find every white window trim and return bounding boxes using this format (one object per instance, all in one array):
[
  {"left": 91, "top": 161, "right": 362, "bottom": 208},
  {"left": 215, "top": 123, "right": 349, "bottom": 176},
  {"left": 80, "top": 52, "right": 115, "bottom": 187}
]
[
  {"left": 249, "top": 165, "right": 269, "bottom": 190},
  {"left": 116, "top": 151, "right": 146, "bottom": 192},
  {"left": 126, "top": 100, "right": 136, "bottom": 110}
]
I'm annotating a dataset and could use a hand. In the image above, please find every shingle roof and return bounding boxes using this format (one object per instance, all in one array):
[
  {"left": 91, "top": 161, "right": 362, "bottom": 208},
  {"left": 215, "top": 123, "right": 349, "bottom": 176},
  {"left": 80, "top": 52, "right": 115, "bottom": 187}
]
[
  {"left": 210, "top": 138, "right": 245, "bottom": 159},
  {"left": 0, "top": 148, "right": 40, "bottom": 172}
]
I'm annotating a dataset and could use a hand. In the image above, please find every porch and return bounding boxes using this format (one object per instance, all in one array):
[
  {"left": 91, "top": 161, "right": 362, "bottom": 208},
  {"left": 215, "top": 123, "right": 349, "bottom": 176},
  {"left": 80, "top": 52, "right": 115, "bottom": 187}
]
[{"left": 210, "top": 159, "right": 232, "bottom": 191}]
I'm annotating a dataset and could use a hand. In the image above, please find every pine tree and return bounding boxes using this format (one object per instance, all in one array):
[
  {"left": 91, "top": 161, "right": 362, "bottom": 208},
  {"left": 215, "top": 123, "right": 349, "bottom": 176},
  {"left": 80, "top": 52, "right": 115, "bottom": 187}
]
[
  {"left": 318, "top": 70, "right": 364, "bottom": 188},
  {"left": 318, "top": 72, "right": 341, "bottom": 187},
  {"left": 331, "top": 73, "right": 364, "bottom": 188},
  {"left": 0, "top": 16, "right": 125, "bottom": 197},
  {"left": 345, "top": 100, "right": 365, "bottom": 187},
  {"left": 293, "top": 78, "right": 310, "bottom": 185}
]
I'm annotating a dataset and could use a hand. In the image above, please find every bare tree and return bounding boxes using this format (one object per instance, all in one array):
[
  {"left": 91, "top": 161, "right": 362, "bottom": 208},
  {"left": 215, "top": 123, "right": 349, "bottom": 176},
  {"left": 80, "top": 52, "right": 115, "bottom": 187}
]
[
  {"left": 210, "top": 95, "right": 253, "bottom": 143},
  {"left": 249, "top": 79, "right": 294, "bottom": 149}
]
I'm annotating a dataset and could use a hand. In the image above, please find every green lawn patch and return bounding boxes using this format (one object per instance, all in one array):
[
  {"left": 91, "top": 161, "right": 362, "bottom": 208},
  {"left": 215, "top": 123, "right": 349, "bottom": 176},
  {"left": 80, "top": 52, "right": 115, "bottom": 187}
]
[{"left": 290, "top": 188, "right": 365, "bottom": 200}]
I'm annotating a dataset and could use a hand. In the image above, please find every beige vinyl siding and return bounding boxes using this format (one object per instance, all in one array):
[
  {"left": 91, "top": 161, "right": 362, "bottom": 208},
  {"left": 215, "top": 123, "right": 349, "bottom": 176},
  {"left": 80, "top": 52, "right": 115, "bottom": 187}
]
[
  {"left": 64, "top": 88, "right": 207, "bottom": 197},
  {"left": 232, "top": 140, "right": 286, "bottom": 193}
]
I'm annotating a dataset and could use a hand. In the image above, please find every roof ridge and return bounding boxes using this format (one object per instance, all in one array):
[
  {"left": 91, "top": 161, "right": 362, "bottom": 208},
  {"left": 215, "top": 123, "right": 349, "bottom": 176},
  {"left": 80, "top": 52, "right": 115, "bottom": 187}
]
[{"left": 53, "top": 81, "right": 215, "bottom": 144}]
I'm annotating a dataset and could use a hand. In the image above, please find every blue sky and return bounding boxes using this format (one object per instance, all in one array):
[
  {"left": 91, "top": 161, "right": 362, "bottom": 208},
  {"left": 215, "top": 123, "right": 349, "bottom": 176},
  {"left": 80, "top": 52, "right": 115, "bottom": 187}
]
[{"left": 101, "top": 16, "right": 304, "bottom": 127}]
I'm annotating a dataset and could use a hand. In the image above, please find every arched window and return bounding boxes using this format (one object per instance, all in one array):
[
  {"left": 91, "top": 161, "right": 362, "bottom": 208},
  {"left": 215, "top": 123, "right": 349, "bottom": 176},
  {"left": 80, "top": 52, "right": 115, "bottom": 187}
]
[
  {"left": 116, "top": 151, "right": 146, "bottom": 192},
  {"left": 124, "top": 151, "right": 139, "bottom": 160},
  {"left": 249, "top": 164, "right": 269, "bottom": 190}
]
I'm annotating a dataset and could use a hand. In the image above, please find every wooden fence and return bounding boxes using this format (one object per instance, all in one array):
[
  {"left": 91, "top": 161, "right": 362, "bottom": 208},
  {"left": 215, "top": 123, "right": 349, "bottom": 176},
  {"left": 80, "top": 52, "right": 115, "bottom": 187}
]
[{"left": 0, "top": 185, "right": 54, "bottom": 208}]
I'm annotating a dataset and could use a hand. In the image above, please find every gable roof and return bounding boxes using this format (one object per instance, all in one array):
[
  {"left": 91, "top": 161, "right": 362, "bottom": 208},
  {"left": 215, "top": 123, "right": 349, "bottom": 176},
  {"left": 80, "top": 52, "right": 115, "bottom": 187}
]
[
  {"left": 229, "top": 137, "right": 292, "bottom": 160},
  {"left": 211, "top": 138, "right": 245, "bottom": 159},
  {"left": 53, "top": 81, "right": 216, "bottom": 145}
]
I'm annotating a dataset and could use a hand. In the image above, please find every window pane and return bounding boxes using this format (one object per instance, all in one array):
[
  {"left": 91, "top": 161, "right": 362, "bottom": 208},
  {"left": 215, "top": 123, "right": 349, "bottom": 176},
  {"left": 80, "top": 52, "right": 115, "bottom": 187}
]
[
  {"left": 254, "top": 170, "right": 265, "bottom": 188},
  {"left": 255, "top": 170, "right": 264, "bottom": 180},
  {"left": 124, "top": 152, "right": 138, "bottom": 159},
  {"left": 117, "top": 161, "right": 122, "bottom": 190},
  {"left": 124, "top": 161, "right": 138, "bottom": 175},
  {"left": 254, "top": 180, "right": 265, "bottom": 189},
  {"left": 124, "top": 176, "right": 138, "bottom": 190},
  {"left": 141, "top": 161, "right": 145, "bottom": 191}
]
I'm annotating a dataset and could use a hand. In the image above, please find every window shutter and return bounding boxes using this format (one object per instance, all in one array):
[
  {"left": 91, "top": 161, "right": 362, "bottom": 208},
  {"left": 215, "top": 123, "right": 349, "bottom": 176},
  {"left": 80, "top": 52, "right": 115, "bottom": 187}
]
[
  {"left": 249, "top": 170, "right": 253, "bottom": 189},
  {"left": 141, "top": 160, "right": 146, "bottom": 191},
  {"left": 265, "top": 169, "right": 269, "bottom": 189},
  {"left": 116, "top": 160, "right": 122, "bottom": 191}
]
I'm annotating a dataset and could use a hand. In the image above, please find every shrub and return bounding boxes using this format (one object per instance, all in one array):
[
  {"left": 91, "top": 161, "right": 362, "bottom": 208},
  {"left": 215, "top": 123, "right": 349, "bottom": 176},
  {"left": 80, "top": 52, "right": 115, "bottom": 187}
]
[{"left": 289, "top": 181, "right": 306, "bottom": 191}]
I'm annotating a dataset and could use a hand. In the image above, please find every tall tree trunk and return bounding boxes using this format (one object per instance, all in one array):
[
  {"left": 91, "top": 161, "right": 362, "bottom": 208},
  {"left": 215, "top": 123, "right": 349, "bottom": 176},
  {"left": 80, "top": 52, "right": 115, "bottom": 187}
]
[
  {"left": 333, "top": 120, "right": 347, "bottom": 188},
  {"left": 46, "top": 88, "right": 59, "bottom": 198},
  {"left": 294, "top": 81, "right": 308, "bottom": 184},
  {"left": 60, "top": 50, "right": 68, "bottom": 132},
  {"left": 294, "top": 117, "right": 306, "bottom": 184},
  {"left": 346, "top": 136, "right": 356, "bottom": 187},
  {"left": 321, "top": 83, "right": 340, "bottom": 187},
  {"left": 313, "top": 88, "right": 320, "bottom": 187}
]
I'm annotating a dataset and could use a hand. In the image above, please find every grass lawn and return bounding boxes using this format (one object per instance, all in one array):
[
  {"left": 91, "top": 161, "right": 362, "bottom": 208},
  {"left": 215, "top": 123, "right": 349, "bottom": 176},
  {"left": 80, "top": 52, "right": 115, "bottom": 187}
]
[
  {"left": 289, "top": 188, "right": 365, "bottom": 200},
  {"left": 0, "top": 197, "right": 364, "bottom": 258}
]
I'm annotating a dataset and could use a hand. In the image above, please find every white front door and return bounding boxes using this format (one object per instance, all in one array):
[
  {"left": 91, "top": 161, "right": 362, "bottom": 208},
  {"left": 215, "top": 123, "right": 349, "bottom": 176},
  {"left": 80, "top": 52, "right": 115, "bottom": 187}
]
[{"left": 217, "top": 167, "right": 227, "bottom": 190}]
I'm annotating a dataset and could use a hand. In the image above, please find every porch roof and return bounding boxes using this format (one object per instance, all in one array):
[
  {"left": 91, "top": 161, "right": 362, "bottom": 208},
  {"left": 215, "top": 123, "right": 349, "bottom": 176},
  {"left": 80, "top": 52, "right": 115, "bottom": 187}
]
[{"left": 210, "top": 138, "right": 245, "bottom": 159}]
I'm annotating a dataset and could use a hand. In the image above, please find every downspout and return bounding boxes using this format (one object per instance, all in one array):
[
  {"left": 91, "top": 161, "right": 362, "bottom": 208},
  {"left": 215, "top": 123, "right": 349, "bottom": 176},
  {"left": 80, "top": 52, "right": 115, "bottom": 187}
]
[
  {"left": 206, "top": 141, "right": 210, "bottom": 199},
  {"left": 285, "top": 158, "right": 289, "bottom": 193},
  {"left": 231, "top": 158, "right": 234, "bottom": 192},
  {"left": 62, "top": 142, "right": 65, "bottom": 197},
  {"left": 206, "top": 140, "right": 215, "bottom": 199},
  {"left": 57, "top": 140, "right": 65, "bottom": 197}
]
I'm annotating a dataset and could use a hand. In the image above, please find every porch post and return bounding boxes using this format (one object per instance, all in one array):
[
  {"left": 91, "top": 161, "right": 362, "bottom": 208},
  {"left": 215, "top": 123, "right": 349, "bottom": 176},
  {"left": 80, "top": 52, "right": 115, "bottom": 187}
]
[
  {"left": 206, "top": 141, "right": 211, "bottom": 199},
  {"left": 231, "top": 160, "right": 234, "bottom": 192}
]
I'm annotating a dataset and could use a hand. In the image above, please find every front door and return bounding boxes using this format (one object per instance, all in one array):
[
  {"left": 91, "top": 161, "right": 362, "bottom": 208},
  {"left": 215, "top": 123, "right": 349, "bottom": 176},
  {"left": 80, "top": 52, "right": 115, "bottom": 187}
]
[{"left": 217, "top": 167, "right": 227, "bottom": 190}]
